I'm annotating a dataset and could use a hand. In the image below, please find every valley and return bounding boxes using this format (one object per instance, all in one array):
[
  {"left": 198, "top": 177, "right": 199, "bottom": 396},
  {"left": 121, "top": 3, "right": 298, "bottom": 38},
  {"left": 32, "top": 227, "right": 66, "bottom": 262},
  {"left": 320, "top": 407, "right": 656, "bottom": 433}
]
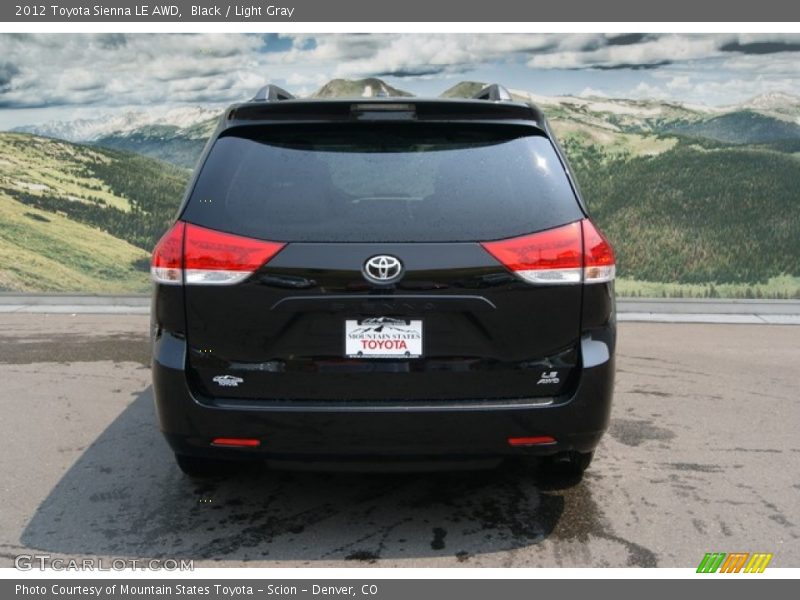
[{"left": 3, "top": 78, "right": 799, "bottom": 296}]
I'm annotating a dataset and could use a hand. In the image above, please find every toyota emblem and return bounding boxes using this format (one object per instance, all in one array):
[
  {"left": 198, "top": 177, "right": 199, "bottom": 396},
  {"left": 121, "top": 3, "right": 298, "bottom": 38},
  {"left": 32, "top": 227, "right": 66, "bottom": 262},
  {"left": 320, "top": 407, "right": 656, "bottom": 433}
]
[{"left": 363, "top": 255, "right": 403, "bottom": 284}]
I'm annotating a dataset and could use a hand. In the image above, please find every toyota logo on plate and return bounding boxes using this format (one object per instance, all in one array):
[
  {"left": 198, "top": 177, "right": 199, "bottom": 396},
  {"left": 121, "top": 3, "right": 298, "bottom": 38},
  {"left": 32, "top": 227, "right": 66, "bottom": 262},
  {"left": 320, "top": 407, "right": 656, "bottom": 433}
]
[{"left": 363, "top": 255, "right": 403, "bottom": 284}]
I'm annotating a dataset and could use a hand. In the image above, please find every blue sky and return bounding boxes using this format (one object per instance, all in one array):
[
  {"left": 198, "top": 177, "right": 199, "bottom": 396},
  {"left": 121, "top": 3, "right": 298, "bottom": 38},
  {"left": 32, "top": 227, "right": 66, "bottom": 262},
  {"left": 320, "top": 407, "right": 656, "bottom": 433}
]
[{"left": 1, "top": 33, "right": 800, "bottom": 129}]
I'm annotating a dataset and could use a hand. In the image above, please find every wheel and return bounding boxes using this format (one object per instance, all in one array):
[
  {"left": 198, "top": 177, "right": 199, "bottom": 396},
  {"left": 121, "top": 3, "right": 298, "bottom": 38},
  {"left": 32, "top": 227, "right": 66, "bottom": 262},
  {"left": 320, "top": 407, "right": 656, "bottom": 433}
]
[
  {"left": 538, "top": 451, "right": 594, "bottom": 478},
  {"left": 174, "top": 453, "right": 231, "bottom": 478}
]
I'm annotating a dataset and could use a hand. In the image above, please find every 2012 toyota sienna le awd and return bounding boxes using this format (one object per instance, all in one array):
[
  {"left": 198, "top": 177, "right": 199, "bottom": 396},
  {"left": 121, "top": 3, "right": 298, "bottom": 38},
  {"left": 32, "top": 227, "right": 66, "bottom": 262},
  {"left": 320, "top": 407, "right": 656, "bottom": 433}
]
[{"left": 150, "top": 84, "right": 616, "bottom": 478}]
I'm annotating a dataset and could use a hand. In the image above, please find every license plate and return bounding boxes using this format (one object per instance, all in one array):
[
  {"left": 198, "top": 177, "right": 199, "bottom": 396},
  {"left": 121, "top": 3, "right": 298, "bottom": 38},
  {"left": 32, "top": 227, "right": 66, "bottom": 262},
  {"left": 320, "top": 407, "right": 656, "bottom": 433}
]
[{"left": 345, "top": 318, "right": 423, "bottom": 358}]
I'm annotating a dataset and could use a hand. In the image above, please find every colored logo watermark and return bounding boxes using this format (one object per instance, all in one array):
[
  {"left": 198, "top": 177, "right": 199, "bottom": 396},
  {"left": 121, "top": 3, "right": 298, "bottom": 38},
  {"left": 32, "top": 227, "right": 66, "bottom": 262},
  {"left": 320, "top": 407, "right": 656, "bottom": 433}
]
[{"left": 697, "top": 552, "right": 773, "bottom": 573}]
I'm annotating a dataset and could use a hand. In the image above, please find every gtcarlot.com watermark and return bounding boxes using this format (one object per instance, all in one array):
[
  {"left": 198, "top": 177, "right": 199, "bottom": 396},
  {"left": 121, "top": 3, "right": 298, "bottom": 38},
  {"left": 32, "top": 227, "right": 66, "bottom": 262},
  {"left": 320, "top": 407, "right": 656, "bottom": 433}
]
[{"left": 15, "top": 554, "right": 193, "bottom": 571}]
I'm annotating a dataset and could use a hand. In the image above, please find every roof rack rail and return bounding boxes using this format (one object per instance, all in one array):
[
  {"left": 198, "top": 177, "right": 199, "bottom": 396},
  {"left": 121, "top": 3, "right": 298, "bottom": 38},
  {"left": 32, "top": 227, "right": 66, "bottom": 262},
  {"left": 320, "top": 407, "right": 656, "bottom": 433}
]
[
  {"left": 251, "top": 84, "right": 295, "bottom": 102},
  {"left": 473, "top": 84, "right": 513, "bottom": 102}
]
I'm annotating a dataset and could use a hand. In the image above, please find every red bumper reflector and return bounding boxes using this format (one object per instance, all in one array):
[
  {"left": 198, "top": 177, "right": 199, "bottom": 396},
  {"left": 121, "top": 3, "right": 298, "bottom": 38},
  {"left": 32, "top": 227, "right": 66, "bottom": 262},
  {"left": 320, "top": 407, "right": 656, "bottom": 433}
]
[
  {"left": 211, "top": 438, "right": 261, "bottom": 447},
  {"left": 508, "top": 436, "right": 557, "bottom": 447}
]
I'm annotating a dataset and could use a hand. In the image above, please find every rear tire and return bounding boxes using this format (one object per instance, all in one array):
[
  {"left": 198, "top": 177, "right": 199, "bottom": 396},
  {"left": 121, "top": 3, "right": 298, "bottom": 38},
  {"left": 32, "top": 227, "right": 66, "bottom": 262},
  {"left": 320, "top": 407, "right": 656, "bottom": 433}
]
[{"left": 174, "top": 453, "right": 232, "bottom": 478}]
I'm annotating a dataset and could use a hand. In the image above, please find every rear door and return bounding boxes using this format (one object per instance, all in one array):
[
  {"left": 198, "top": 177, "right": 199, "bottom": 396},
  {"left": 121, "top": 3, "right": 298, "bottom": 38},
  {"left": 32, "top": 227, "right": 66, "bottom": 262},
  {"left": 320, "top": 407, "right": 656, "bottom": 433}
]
[{"left": 180, "top": 123, "right": 586, "bottom": 402}]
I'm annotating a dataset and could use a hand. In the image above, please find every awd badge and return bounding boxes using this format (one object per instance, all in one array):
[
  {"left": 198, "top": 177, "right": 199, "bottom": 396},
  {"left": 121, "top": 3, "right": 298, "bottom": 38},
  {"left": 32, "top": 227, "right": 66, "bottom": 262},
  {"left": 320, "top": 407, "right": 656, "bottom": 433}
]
[{"left": 536, "top": 371, "right": 560, "bottom": 385}]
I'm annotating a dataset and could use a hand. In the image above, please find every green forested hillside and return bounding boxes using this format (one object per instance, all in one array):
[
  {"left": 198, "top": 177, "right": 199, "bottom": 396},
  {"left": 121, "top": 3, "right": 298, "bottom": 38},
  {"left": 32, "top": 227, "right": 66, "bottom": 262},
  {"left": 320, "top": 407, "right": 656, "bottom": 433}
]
[
  {"left": 0, "top": 133, "right": 189, "bottom": 292},
  {"left": 562, "top": 137, "right": 800, "bottom": 288},
  {"left": 93, "top": 119, "right": 216, "bottom": 169},
  {"left": 661, "top": 111, "right": 800, "bottom": 145},
  {"left": 94, "top": 130, "right": 209, "bottom": 169}
]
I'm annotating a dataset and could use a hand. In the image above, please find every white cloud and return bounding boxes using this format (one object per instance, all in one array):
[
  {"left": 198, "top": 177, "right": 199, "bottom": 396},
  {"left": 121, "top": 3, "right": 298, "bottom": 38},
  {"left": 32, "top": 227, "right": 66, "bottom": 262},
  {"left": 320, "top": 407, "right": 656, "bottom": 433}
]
[
  {"left": 628, "top": 82, "right": 670, "bottom": 100},
  {"left": 527, "top": 35, "right": 729, "bottom": 70},
  {"left": 1, "top": 32, "right": 800, "bottom": 115},
  {"left": 721, "top": 53, "right": 800, "bottom": 75},
  {"left": 0, "top": 33, "right": 266, "bottom": 108},
  {"left": 268, "top": 34, "right": 564, "bottom": 77},
  {"left": 665, "top": 76, "right": 692, "bottom": 91},
  {"left": 285, "top": 72, "right": 329, "bottom": 87}
]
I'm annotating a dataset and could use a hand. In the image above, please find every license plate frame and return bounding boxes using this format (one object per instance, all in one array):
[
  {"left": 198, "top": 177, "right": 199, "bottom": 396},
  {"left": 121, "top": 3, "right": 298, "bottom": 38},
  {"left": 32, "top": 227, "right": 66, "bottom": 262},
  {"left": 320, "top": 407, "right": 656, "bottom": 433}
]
[{"left": 345, "top": 318, "right": 423, "bottom": 358}]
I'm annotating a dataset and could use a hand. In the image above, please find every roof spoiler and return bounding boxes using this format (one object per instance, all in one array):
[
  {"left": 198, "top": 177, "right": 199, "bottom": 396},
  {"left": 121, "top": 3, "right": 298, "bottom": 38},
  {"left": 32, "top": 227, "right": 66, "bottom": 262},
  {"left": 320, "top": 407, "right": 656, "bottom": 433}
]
[
  {"left": 251, "top": 82, "right": 516, "bottom": 103},
  {"left": 472, "top": 84, "right": 513, "bottom": 102},
  {"left": 251, "top": 84, "right": 295, "bottom": 102}
]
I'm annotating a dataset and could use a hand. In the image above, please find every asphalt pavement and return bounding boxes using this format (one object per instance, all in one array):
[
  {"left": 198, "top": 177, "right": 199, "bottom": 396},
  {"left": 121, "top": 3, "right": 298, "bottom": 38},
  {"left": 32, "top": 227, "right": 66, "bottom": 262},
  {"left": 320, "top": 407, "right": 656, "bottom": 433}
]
[{"left": 0, "top": 314, "right": 798, "bottom": 567}]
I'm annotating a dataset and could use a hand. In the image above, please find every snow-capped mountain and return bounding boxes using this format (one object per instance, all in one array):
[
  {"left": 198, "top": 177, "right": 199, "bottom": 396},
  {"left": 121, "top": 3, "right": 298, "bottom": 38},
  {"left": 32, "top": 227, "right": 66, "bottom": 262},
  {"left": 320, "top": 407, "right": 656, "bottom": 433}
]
[
  {"left": 740, "top": 92, "right": 800, "bottom": 112},
  {"left": 444, "top": 81, "right": 800, "bottom": 142},
  {"left": 13, "top": 82, "right": 800, "bottom": 145},
  {"left": 13, "top": 105, "right": 222, "bottom": 142},
  {"left": 8, "top": 79, "right": 800, "bottom": 168}
]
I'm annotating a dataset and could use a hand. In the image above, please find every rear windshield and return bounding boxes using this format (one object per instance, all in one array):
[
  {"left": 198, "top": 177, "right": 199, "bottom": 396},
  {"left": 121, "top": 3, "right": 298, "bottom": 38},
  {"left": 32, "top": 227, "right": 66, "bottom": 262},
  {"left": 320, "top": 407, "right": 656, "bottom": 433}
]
[{"left": 181, "top": 124, "right": 582, "bottom": 242}]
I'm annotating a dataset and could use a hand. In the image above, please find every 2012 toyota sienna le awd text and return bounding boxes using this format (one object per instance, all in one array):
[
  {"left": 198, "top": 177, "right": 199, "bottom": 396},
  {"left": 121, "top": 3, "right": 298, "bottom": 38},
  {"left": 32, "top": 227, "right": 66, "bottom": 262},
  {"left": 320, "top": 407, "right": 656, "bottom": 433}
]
[{"left": 150, "top": 84, "right": 616, "bottom": 478}]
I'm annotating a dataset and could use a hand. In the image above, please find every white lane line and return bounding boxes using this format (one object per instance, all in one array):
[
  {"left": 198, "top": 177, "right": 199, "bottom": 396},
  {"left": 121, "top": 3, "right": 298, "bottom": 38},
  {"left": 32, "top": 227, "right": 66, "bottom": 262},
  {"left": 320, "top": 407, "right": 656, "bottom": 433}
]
[
  {"left": 618, "top": 313, "right": 799, "bottom": 324},
  {"left": 0, "top": 305, "right": 150, "bottom": 314}
]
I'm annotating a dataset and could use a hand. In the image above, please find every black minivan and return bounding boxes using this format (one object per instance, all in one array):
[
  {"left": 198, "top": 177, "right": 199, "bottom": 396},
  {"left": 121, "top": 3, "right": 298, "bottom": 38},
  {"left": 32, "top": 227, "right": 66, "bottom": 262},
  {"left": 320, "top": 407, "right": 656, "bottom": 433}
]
[{"left": 150, "top": 84, "right": 616, "bottom": 477}]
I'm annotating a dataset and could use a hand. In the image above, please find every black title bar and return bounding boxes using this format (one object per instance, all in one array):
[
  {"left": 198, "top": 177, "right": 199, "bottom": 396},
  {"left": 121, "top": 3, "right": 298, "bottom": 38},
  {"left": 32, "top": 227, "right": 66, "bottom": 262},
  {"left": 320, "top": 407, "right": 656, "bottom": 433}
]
[{"left": 3, "top": 0, "right": 800, "bottom": 22}]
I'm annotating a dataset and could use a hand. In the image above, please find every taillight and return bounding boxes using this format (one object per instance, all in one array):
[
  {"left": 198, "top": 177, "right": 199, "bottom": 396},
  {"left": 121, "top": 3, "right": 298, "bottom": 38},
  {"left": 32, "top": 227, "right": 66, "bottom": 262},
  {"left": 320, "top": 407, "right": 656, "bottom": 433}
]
[
  {"left": 480, "top": 219, "right": 615, "bottom": 285},
  {"left": 581, "top": 219, "right": 616, "bottom": 283},
  {"left": 151, "top": 221, "right": 185, "bottom": 285},
  {"left": 183, "top": 223, "right": 285, "bottom": 285},
  {"left": 150, "top": 222, "right": 285, "bottom": 286},
  {"left": 481, "top": 221, "right": 583, "bottom": 284}
]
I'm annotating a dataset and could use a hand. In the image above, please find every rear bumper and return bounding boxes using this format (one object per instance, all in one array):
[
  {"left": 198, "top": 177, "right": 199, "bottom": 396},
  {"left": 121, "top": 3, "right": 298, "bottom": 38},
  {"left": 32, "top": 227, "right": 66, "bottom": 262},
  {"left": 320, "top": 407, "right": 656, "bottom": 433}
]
[{"left": 152, "top": 332, "right": 614, "bottom": 463}]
